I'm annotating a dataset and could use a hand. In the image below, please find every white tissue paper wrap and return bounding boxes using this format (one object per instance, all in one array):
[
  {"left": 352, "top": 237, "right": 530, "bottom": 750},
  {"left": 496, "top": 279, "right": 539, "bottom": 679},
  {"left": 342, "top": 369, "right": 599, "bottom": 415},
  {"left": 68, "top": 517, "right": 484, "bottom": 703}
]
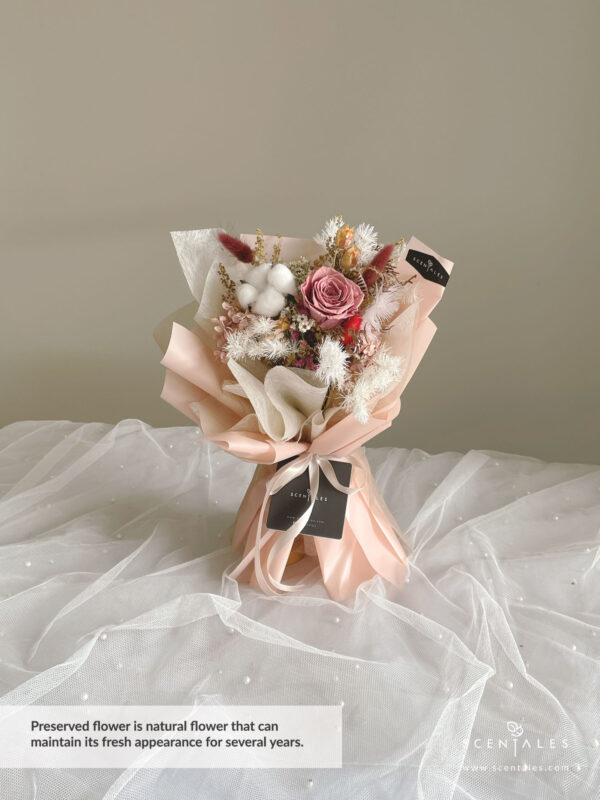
[
  {"left": 223, "top": 360, "right": 340, "bottom": 442},
  {"left": 0, "top": 420, "right": 599, "bottom": 799}
]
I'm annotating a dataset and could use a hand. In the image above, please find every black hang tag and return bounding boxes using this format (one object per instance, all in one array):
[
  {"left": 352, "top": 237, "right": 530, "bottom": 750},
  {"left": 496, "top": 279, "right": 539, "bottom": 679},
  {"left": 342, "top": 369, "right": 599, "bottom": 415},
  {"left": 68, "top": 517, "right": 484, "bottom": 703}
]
[
  {"left": 406, "top": 249, "right": 450, "bottom": 287},
  {"left": 266, "top": 458, "right": 352, "bottom": 540}
]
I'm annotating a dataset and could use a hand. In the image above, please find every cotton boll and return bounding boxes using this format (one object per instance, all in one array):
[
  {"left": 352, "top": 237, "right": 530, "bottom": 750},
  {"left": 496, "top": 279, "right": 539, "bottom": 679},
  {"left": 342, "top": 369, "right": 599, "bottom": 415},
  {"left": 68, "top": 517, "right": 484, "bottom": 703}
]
[
  {"left": 268, "top": 263, "right": 296, "bottom": 295},
  {"left": 245, "top": 263, "right": 271, "bottom": 290},
  {"left": 237, "top": 282, "right": 258, "bottom": 309},
  {"left": 252, "top": 286, "right": 286, "bottom": 317}
]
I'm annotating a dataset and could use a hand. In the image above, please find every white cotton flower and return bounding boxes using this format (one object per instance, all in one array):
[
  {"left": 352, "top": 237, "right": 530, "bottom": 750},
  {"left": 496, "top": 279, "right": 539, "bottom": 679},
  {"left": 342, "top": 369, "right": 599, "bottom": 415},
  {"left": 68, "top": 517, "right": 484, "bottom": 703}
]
[
  {"left": 237, "top": 262, "right": 296, "bottom": 317},
  {"left": 252, "top": 286, "right": 286, "bottom": 317},
  {"left": 316, "top": 337, "right": 349, "bottom": 389},
  {"left": 354, "top": 223, "right": 379, "bottom": 264},
  {"left": 342, "top": 349, "right": 406, "bottom": 423},
  {"left": 245, "top": 263, "right": 272, "bottom": 289},
  {"left": 268, "top": 263, "right": 296, "bottom": 295},
  {"left": 237, "top": 283, "right": 258, "bottom": 309},
  {"left": 314, "top": 216, "right": 344, "bottom": 248}
]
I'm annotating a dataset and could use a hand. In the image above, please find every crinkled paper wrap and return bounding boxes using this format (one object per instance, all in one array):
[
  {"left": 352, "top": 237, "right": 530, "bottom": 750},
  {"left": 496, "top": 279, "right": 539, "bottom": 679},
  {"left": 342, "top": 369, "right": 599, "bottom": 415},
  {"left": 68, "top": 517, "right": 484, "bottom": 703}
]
[{"left": 156, "top": 232, "right": 453, "bottom": 600}]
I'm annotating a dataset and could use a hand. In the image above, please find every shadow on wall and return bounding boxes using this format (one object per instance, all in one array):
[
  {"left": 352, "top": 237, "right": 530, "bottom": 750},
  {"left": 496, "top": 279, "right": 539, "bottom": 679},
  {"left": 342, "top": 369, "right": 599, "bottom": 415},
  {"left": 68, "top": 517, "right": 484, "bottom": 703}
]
[{"left": 1, "top": 353, "right": 185, "bottom": 429}]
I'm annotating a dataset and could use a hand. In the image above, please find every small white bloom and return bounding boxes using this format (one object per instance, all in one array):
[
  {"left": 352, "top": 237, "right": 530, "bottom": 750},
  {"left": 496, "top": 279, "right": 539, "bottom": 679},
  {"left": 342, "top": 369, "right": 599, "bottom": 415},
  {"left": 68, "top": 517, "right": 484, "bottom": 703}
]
[
  {"left": 316, "top": 337, "right": 349, "bottom": 389},
  {"left": 255, "top": 336, "right": 294, "bottom": 362},
  {"left": 391, "top": 241, "right": 407, "bottom": 263},
  {"left": 247, "top": 316, "right": 278, "bottom": 337},
  {"left": 353, "top": 223, "right": 379, "bottom": 265},
  {"left": 297, "top": 314, "right": 314, "bottom": 333},
  {"left": 224, "top": 329, "right": 252, "bottom": 361},
  {"left": 245, "top": 338, "right": 263, "bottom": 359},
  {"left": 314, "top": 216, "right": 344, "bottom": 248},
  {"left": 342, "top": 349, "right": 406, "bottom": 423}
]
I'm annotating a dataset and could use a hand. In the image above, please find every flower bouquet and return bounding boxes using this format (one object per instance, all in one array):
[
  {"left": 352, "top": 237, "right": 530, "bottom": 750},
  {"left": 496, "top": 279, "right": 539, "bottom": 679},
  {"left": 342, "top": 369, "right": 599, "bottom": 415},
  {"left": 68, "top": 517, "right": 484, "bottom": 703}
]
[{"left": 155, "top": 216, "right": 453, "bottom": 600}]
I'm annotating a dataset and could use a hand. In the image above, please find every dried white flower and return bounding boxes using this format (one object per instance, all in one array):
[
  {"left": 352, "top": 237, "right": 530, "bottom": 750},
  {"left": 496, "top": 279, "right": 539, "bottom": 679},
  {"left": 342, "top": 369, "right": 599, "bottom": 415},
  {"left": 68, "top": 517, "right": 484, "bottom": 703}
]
[
  {"left": 354, "top": 222, "right": 379, "bottom": 265},
  {"left": 247, "top": 316, "right": 278, "bottom": 338},
  {"left": 316, "top": 337, "right": 349, "bottom": 389},
  {"left": 227, "top": 325, "right": 294, "bottom": 363},
  {"left": 396, "top": 282, "right": 420, "bottom": 306},
  {"left": 391, "top": 241, "right": 407, "bottom": 263},
  {"left": 342, "top": 349, "right": 406, "bottom": 423},
  {"left": 297, "top": 314, "right": 314, "bottom": 333},
  {"left": 361, "top": 285, "right": 403, "bottom": 331},
  {"left": 314, "top": 216, "right": 344, "bottom": 248},
  {"left": 224, "top": 329, "right": 252, "bottom": 361},
  {"left": 247, "top": 336, "right": 293, "bottom": 362}
]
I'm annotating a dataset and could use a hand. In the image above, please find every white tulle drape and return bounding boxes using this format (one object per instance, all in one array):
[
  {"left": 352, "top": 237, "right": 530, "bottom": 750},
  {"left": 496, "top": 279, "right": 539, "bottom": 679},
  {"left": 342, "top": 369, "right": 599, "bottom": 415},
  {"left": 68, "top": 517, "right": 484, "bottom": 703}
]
[{"left": 0, "top": 420, "right": 598, "bottom": 799}]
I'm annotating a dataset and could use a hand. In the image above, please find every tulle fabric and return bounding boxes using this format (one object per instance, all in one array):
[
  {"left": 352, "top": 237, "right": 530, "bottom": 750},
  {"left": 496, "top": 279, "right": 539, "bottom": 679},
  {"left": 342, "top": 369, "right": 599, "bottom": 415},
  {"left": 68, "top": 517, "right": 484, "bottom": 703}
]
[{"left": 0, "top": 419, "right": 599, "bottom": 799}]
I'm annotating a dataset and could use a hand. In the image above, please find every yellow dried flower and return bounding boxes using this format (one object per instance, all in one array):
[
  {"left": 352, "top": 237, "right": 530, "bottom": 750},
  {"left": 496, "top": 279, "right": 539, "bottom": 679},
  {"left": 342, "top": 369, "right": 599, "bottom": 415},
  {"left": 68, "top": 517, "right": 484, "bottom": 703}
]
[
  {"left": 341, "top": 246, "right": 360, "bottom": 270},
  {"left": 334, "top": 225, "right": 354, "bottom": 249},
  {"left": 253, "top": 228, "right": 266, "bottom": 265}
]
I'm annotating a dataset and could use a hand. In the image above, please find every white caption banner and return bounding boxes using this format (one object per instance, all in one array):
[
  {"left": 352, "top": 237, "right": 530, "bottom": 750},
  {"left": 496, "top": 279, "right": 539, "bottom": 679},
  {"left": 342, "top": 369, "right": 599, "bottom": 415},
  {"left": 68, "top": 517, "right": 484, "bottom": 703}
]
[{"left": 0, "top": 705, "right": 342, "bottom": 769}]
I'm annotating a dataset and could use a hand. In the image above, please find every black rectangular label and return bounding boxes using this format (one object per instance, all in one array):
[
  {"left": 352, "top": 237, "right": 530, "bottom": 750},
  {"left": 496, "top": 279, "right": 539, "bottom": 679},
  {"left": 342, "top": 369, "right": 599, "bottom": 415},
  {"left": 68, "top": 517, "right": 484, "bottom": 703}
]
[
  {"left": 266, "top": 459, "right": 352, "bottom": 540},
  {"left": 406, "top": 249, "right": 450, "bottom": 286}
]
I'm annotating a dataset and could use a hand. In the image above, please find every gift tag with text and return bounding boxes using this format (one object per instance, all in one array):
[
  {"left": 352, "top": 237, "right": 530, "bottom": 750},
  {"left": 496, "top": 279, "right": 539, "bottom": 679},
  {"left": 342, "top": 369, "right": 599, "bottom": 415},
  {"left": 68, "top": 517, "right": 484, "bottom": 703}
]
[{"left": 266, "top": 459, "right": 352, "bottom": 540}]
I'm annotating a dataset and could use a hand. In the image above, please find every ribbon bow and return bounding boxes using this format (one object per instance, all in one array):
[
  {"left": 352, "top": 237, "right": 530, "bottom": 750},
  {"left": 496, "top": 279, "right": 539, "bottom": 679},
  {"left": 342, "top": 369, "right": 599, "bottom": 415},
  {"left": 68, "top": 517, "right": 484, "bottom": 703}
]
[{"left": 229, "top": 451, "right": 364, "bottom": 595}]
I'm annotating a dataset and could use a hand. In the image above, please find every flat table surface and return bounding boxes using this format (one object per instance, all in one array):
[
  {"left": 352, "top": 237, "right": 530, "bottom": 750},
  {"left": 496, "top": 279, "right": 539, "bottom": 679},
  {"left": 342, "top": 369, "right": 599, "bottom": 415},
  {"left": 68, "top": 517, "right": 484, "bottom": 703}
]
[{"left": 0, "top": 420, "right": 598, "bottom": 800}]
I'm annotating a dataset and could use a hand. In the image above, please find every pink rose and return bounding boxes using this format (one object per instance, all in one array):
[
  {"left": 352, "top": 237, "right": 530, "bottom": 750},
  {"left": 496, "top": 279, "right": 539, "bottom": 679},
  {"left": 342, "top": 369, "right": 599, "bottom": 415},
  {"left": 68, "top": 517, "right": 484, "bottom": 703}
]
[{"left": 300, "top": 267, "right": 364, "bottom": 330}]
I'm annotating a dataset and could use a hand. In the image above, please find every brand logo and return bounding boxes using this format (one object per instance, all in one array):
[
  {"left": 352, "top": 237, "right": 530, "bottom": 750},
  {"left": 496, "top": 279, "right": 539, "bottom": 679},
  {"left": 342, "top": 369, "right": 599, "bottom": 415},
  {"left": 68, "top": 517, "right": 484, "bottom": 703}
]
[
  {"left": 471, "top": 721, "right": 569, "bottom": 759},
  {"left": 405, "top": 249, "right": 449, "bottom": 286}
]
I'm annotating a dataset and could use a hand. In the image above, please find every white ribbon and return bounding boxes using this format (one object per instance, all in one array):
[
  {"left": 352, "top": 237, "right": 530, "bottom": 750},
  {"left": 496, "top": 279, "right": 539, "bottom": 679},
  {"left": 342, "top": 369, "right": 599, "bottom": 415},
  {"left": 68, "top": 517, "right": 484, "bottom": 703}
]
[{"left": 229, "top": 452, "right": 363, "bottom": 595}]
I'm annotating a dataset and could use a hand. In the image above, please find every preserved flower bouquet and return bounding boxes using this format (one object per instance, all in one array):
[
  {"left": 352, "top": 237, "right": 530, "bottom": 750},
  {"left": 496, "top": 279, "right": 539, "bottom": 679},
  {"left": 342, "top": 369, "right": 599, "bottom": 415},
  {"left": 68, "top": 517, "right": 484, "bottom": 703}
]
[{"left": 156, "top": 216, "right": 453, "bottom": 600}]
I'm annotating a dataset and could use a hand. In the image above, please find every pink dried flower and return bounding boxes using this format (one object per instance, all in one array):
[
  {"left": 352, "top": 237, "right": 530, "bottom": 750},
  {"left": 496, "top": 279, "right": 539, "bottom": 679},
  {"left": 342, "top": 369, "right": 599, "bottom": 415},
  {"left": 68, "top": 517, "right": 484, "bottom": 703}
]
[
  {"left": 300, "top": 267, "right": 364, "bottom": 330},
  {"left": 212, "top": 302, "right": 255, "bottom": 360}
]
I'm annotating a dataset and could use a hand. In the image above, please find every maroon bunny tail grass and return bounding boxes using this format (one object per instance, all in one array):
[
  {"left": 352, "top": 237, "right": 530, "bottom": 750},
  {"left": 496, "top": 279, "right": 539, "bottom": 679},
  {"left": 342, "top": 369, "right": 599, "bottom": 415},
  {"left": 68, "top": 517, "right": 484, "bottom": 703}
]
[
  {"left": 370, "top": 243, "right": 395, "bottom": 271},
  {"left": 218, "top": 232, "right": 254, "bottom": 263},
  {"left": 363, "top": 243, "right": 395, "bottom": 286}
]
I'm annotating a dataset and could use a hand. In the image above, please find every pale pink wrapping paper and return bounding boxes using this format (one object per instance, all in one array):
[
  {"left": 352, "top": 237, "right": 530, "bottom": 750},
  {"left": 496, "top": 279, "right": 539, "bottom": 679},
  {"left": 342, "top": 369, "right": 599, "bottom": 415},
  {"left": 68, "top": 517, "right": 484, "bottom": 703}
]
[{"left": 158, "top": 233, "right": 453, "bottom": 601}]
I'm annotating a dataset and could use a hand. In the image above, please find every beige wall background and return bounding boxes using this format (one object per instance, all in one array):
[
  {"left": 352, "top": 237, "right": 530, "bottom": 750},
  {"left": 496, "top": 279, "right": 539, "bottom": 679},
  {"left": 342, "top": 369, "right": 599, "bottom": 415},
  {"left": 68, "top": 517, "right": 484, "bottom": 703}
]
[{"left": 1, "top": 0, "right": 598, "bottom": 464}]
